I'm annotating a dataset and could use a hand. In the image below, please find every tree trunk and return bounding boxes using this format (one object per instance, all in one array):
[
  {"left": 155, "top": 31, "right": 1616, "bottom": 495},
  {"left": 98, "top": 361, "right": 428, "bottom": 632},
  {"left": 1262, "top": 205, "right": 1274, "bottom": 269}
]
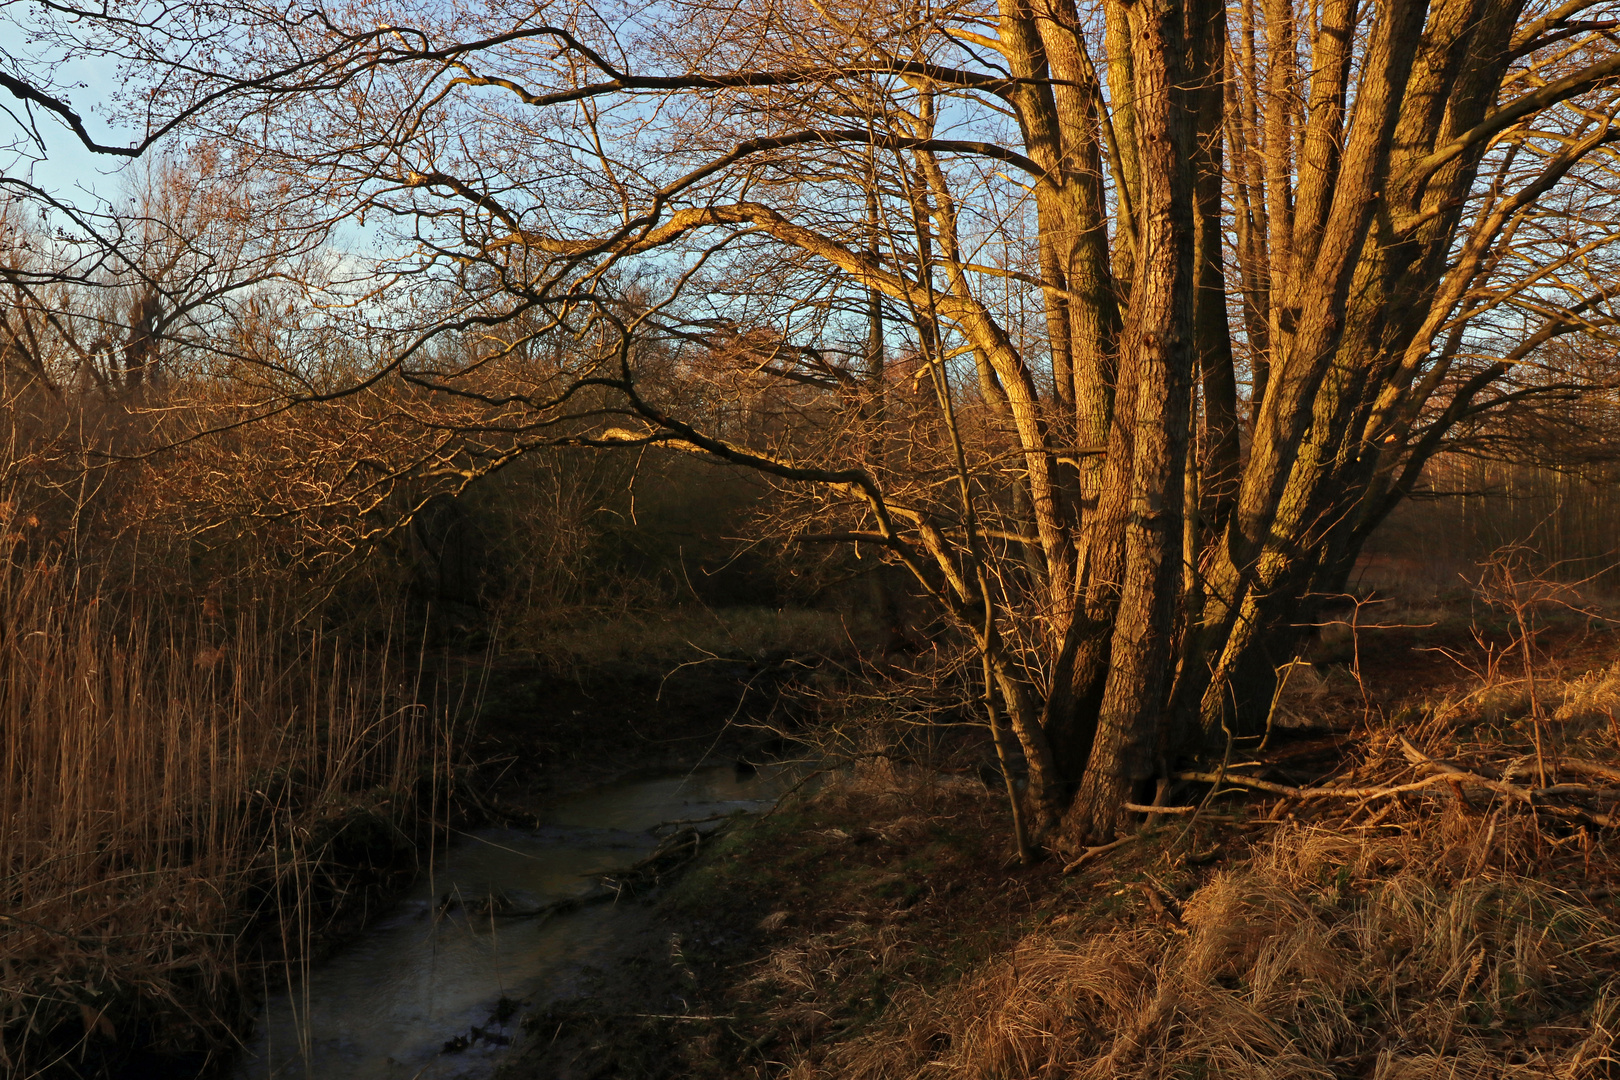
[{"left": 1061, "top": 0, "right": 1198, "bottom": 846}]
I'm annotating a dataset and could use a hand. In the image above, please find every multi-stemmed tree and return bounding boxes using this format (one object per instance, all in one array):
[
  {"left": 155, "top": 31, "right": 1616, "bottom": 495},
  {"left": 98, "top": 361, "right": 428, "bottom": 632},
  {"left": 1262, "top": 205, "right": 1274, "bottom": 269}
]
[{"left": 10, "top": 0, "right": 1620, "bottom": 848}]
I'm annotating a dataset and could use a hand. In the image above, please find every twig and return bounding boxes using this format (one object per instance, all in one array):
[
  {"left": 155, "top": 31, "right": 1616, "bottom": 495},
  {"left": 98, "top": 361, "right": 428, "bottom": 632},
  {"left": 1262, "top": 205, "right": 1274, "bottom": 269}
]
[{"left": 1061, "top": 832, "right": 1146, "bottom": 874}]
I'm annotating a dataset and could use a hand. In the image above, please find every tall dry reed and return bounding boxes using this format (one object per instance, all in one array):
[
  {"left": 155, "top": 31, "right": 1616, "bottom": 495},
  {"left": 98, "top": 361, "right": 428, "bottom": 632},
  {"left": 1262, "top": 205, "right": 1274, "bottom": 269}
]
[{"left": 0, "top": 548, "right": 444, "bottom": 1077}]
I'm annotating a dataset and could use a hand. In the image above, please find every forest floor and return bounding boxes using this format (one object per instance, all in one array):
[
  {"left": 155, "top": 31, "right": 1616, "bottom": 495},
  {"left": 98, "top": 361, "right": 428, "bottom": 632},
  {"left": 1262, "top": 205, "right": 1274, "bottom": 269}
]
[{"left": 494, "top": 594, "right": 1620, "bottom": 1080}]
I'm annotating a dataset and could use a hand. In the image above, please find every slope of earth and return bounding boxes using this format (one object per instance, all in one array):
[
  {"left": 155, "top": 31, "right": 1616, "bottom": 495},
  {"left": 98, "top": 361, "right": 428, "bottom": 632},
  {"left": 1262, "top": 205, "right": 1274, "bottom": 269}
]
[{"left": 497, "top": 597, "right": 1620, "bottom": 1079}]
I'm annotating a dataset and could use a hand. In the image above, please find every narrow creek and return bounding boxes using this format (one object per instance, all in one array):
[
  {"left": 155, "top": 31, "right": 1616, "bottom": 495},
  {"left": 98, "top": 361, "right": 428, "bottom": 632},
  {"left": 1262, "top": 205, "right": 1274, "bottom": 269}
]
[{"left": 233, "top": 764, "right": 794, "bottom": 1080}]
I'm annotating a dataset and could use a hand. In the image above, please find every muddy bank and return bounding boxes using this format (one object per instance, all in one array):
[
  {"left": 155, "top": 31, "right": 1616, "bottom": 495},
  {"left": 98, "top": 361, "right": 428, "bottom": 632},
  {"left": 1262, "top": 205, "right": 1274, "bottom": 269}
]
[
  {"left": 494, "top": 766, "right": 1038, "bottom": 1080},
  {"left": 500, "top": 740, "right": 1620, "bottom": 1079}
]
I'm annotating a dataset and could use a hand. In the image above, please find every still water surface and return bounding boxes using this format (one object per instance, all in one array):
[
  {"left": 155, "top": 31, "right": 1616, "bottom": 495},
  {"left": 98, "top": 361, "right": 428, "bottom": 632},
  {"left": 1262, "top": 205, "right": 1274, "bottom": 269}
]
[{"left": 234, "top": 765, "right": 789, "bottom": 1080}]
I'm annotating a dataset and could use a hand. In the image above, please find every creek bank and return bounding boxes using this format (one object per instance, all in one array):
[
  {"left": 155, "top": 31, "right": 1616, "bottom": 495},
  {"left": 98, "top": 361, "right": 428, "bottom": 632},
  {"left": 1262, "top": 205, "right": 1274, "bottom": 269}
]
[
  {"left": 232, "top": 765, "right": 795, "bottom": 1080},
  {"left": 494, "top": 764, "right": 1048, "bottom": 1080},
  {"left": 499, "top": 742, "right": 1620, "bottom": 1077}
]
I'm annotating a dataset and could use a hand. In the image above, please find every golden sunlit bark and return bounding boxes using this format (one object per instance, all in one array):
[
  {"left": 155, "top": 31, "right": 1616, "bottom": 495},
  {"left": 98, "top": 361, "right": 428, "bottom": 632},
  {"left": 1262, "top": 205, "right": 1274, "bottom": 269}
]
[{"left": 18, "top": 0, "right": 1620, "bottom": 848}]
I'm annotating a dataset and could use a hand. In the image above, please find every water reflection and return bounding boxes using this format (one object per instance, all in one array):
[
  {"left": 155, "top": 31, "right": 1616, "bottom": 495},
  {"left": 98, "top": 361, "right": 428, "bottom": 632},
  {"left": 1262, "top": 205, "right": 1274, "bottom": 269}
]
[{"left": 235, "top": 764, "right": 788, "bottom": 1080}]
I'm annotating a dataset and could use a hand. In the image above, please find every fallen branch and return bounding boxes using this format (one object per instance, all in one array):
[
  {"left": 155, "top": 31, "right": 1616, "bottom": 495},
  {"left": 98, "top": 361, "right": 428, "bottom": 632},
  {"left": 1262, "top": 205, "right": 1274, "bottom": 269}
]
[
  {"left": 1396, "top": 737, "right": 1620, "bottom": 823},
  {"left": 1532, "top": 801, "right": 1618, "bottom": 827},
  {"left": 599, "top": 823, "right": 726, "bottom": 895},
  {"left": 1123, "top": 802, "right": 1198, "bottom": 814},
  {"left": 1172, "top": 769, "right": 1465, "bottom": 800},
  {"left": 1061, "top": 833, "right": 1144, "bottom": 874},
  {"left": 1173, "top": 738, "right": 1620, "bottom": 829},
  {"left": 651, "top": 813, "right": 734, "bottom": 833},
  {"left": 1552, "top": 757, "right": 1620, "bottom": 784},
  {"left": 493, "top": 887, "right": 614, "bottom": 919}
]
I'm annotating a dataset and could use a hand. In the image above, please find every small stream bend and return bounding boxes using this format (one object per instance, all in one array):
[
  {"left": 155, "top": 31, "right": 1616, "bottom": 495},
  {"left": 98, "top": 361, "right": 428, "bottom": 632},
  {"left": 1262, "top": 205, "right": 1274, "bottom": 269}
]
[{"left": 234, "top": 765, "right": 790, "bottom": 1080}]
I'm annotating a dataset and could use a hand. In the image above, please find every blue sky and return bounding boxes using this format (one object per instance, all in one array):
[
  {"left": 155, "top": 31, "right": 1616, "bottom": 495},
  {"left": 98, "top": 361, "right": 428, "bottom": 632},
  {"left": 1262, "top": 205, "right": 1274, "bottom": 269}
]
[{"left": 4, "top": 43, "right": 141, "bottom": 208}]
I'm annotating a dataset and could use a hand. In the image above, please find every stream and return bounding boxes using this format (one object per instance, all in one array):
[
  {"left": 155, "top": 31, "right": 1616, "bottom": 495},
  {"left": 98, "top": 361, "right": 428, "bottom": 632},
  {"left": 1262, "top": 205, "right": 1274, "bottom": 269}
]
[{"left": 233, "top": 764, "right": 793, "bottom": 1080}]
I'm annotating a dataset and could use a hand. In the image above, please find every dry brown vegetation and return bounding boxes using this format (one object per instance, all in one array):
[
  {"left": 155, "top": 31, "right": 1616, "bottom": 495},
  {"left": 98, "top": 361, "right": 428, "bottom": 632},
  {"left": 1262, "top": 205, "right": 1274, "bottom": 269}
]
[
  {"left": 0, "top": 545, "right": 446, "bottom": 1077},
  {"left": 512, "top": 589, "right": 1620, "bottom": 1080},
  {"left": 0, "top": 355, "right": 826, "bottom": 1075},
  {"left": 10, "top": 86, "right": 1620, "bottom": 1074},
  {"left": 0, "top": 377, "right": 468, "bottom": 1077},
  {"left": 812, "top": 814, "right": 1619, "bottom": 1079},
  {"left": 781, "top": 602, "right": 1620, "bottom": 1079}
]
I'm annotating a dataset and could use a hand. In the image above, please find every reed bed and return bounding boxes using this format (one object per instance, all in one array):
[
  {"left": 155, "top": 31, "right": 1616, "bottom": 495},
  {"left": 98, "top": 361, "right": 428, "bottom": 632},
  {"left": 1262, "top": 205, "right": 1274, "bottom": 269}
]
[{"left": 0, "top": 557, "right": 445, "bottom": 1078}]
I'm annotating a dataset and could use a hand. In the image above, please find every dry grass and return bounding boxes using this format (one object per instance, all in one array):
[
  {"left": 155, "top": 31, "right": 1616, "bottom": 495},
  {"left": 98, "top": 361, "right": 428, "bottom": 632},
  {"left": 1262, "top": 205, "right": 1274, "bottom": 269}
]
[
  {"left": 1270, "top": 660, "right": 1365, "bottom": 730},
  {"left": 803, "top": 811, "right": 1620, "bottom": 1080},
  {"left": 0, "top": 556, "right": 444, "bottom": 1077},
  {"left": 1554, "top": 661, "right": 1620, "bottom": 733},
  {"left": 769, "top": 632, "right": 1620, "bottom": 1080}
]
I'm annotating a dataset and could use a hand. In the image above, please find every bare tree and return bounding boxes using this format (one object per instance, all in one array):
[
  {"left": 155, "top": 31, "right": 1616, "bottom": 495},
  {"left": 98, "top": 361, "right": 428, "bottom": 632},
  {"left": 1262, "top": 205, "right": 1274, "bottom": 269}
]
[{"left": 16, "top": 0, "right": 1620, "bottom": 849}]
